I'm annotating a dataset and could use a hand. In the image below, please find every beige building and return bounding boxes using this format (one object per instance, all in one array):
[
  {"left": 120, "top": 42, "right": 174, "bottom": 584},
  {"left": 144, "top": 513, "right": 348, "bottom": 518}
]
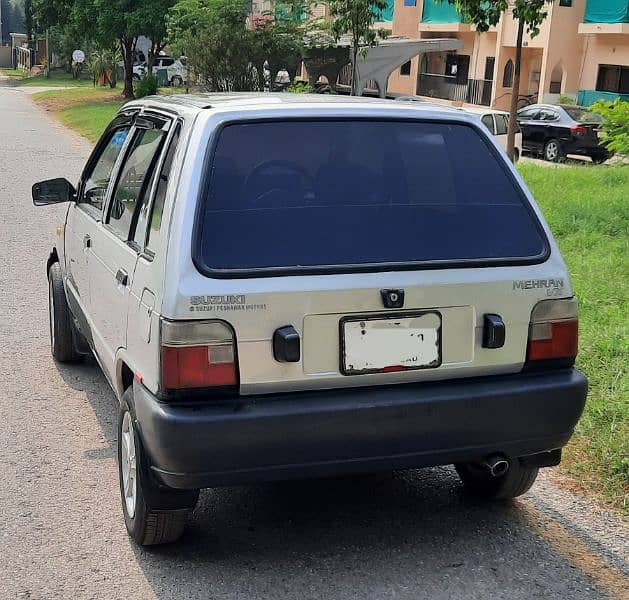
[{"left": 386, "top": 0, "right": 629, "bottom": 108}]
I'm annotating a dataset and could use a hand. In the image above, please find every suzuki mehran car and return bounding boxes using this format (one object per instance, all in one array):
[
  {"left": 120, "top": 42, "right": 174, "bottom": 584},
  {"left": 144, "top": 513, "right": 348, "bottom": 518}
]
[{"left": 33, "top": 93, "right": 587, "bottom": 545}]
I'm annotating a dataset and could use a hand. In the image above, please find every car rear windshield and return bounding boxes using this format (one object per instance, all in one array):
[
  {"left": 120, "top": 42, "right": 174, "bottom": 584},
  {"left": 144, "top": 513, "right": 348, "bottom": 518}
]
[
  {"left": 196, "top": 120, "right": 548, "bottom": 275},
  {"left": 563, "top": 107, "right": 602, "bottom": 123}
]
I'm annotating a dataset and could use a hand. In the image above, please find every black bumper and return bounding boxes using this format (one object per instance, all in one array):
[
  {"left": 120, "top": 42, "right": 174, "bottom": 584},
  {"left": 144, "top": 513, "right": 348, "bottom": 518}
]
[{"left": 132, "top": 369, "right": 587, "bottom": 490}]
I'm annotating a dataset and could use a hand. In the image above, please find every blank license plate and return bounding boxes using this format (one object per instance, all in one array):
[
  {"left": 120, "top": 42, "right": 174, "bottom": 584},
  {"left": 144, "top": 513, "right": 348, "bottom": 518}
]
[{"left": 341, "top": 312, "right": 441, "bottom": 375}]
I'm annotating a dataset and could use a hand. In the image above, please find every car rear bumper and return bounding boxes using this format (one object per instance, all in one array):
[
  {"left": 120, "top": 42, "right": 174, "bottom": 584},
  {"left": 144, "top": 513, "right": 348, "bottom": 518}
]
[{"left": 132, "top": 369, "right": 587, "bottom": 490}]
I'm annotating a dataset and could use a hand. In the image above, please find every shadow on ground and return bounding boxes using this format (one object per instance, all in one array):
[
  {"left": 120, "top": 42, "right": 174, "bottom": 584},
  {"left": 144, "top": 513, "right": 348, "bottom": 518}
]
[{"left": 53, "top": 359, "right": 596, "bottom": 600}]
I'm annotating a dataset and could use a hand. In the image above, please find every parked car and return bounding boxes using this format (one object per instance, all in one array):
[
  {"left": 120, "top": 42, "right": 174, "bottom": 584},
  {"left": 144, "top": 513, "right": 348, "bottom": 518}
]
[
  {"left": 517, "top": 104, "right": 608, "bottom": 163},
  {"left": 133, "top": 56, "right": 187, "bottom": 86},
  {"left": 464, "top": 107, "right": 523, "bottom": 161},
  {"left": 33, "top": 94, "right": 587, "bottom": 546}
]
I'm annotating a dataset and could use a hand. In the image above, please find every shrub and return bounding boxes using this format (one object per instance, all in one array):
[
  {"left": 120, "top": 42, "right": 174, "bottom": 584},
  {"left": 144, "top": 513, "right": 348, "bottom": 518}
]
[
  {"left": 134, "top": 75, "right": 159, "bottom": 98},
  {"left": 591, "top": 99, "right": 629, "bottom": 156},
  {"left": 285, "top": 80, "right": 312, "bottom": 93},
  {"left": 558, "top": 95, "right": 575, "bottom": 105}
]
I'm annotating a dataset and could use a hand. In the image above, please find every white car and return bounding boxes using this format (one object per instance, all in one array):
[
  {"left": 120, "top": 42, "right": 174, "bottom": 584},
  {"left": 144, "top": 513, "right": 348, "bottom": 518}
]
[
  {"left": 133, "top": 56, "right": 187, "bottom": 86},
  {"left": 464, "top": 107, "right": 523, "bottom": 161},
  {"left": 33, "top": 94, "right": 586, "bottom": 546}
]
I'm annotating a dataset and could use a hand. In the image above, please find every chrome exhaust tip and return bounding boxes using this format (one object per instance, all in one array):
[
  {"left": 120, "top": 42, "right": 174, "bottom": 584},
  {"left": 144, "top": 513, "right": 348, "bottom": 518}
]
[{"left": 483, "top": 454, "right": 510, "bottom": 477}]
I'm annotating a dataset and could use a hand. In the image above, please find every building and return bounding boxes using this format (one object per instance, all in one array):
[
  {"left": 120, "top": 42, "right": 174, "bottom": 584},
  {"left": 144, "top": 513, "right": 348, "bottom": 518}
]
[{"left": 384, "top": 0, "right": 629, "bottom": 108}]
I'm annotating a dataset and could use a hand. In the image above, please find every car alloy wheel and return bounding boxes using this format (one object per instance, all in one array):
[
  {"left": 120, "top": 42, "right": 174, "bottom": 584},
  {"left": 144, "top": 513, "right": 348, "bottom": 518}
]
[
  {"left": 545, "top": 140, "right": 560, "bottom": 162},
  {"left": 120, "top": 410, "right": 137, "bottom": 519}
]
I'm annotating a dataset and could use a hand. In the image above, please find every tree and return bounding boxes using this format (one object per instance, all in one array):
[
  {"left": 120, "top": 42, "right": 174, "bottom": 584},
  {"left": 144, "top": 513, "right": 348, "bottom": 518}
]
[
  {"left": 168, "top": 0, "right": 303, "bottom": 92},
  {"left": 443, "top": 1, "right": 553, "bottom": 161},
  {"left": 591, "top": 99, "right": 629, "bottom": 157},
  {"left": 327, "top": 0, "right": 388, "bottom": 95},
  {"left": 139, "top": 0, "right": 176, "bottom": 75}
]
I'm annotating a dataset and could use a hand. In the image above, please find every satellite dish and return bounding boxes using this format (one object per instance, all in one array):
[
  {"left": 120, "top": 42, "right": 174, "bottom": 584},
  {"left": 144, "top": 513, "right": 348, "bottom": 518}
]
[{"left": 72, "top": 50, "right": 85, "bottom": 63}]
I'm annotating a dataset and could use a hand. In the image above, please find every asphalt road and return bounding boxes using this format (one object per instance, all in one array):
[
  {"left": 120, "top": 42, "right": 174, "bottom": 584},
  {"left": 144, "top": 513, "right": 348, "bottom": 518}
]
[{"left": 0, "top": 87, "right": 626, "bottom": 600}]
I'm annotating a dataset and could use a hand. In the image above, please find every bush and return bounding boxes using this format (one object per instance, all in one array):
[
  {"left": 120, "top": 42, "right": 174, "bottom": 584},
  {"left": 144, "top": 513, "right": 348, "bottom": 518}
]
[
  {"left": 591, "top": 99, "right": 629, "bottom": 156},
  {"left": 285, "top": 80, "right": 312, "bottom": 93},
  {"left": 558, "top": 95, "right": 575, "bottom": 105},
  {"left": 134, "top": 75, "right": 158, "bottom": 98}
]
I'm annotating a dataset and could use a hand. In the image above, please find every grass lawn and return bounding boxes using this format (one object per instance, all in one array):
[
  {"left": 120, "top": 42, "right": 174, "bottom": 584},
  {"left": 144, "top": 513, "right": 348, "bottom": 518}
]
[
  {"left": 17, "top": 69, "right": 96, "bottom": 87},
  {"left": 519, "top": 163, "right": 628, "bottom": 513},
  {"left": 0, "top": 67, "right": 27, "bottom": 79}
]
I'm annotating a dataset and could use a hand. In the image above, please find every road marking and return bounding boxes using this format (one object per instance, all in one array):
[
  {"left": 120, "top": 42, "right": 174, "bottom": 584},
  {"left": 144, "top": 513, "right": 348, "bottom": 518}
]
[{"left": 519, "top": 499, "right": 628, "bottom": 599}]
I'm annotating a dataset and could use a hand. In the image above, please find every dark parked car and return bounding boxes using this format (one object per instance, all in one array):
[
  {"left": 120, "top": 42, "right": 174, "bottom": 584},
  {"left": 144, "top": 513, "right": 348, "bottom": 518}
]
[{"left": 517, "top": 104, "right": 608, "bottom": 163}]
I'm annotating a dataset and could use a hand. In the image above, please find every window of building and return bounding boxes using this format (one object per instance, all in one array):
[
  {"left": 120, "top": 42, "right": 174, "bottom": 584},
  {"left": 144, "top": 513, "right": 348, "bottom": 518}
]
[
  {"left": 502, "top": 59, "right": 514, "bottom": 88},
  {"left": 596, "top": 64, "right": 629, "bottom": 95},
  {"left": 559, "top": 0, "right": 572, "bottom": 7},
  {"left": 400, "top": 61, "right": 411, "bottom": 76},
  {"left": 403, "top": 0, "right": 416, "bottom": 5}
]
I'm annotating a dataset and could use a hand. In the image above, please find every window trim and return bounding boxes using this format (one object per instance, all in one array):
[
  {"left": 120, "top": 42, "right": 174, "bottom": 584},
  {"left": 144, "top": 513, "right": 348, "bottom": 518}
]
[
  {"left": 76, "top": 112, "right": 138, "bottom": 221},
  {"left": 143, "top": 119, "right": 184, "bottom": 258},
  {"left": 191, "top": 117, "right": 551, "bottom": 279},
  {"left": 103, "top": 116, "right": 172, "bottom": 245}
]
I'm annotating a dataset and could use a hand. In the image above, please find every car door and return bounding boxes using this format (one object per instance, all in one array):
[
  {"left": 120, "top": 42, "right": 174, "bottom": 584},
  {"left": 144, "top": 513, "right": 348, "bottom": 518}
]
[
  {"left": 64, "top": 119, "right": 134, "bottom": 332},
  {"left": 88, "top": 114, "right": 171, "bottom": 372},
  {"left": 538, "top": 108, "right": 561, "bottom": 147},
  {"left": 516, "top": 107, "right": 540, "bottom": 152}
]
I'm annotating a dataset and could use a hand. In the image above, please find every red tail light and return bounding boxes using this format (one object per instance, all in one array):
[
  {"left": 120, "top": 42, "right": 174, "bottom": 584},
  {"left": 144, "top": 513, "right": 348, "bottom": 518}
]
[
  {"left": 527, "top": 298, "right": 578, "bottom": 363},
  {"left": 161, "top": 320, "right": 238, "bottom": 391},
  {"left": 570, "top": 124, "right": 587, "bottom": 136}
]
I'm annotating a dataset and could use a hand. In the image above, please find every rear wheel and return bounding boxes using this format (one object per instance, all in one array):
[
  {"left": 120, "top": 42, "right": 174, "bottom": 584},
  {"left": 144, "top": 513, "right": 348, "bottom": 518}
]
[
  {"left": 48, "top": 262, "right": 81, "bottom": 363},
  {"left": 513, "top": 148, "right": 520, "bottom": 162},
  {"left": 171, "top": 75, "right": 183, "bottom": 87},
  {"left": 544, "top": 139, "right": 564, "bottom": 163},
  {"left": 455, "top": 460, "right": 539, "bottom": 500},
  {"left": 118, "top": 389, "right": 199, "bottom": 545},
  {"left": 591, "top": 153, "right": 608, "bottom": 165}
]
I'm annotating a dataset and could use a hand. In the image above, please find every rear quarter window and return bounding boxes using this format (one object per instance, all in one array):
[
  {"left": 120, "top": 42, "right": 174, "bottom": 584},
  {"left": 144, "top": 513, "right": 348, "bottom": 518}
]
[{"left": 195, "top": 119, "right": 548, "bottom": 275}]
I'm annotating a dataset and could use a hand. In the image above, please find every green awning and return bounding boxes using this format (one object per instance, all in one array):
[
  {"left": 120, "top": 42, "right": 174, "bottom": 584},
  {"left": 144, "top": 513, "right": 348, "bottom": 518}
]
[
  {"left": 421, "top": 0, "right": 462, "bottom": 23},
  {"left": 584, "top": 0, "right": 629, "bottom": 24}
]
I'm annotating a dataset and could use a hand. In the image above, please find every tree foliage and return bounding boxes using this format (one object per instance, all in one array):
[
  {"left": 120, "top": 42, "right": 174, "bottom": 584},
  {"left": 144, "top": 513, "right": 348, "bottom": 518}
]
[
  {"left": 327, "top": 0, "right": 388, "bottom": 94},
  {"left": 168, "top": 0, "right": 303, "bottom": 92},
  {"left": 591, "top": 99, "right": 629, "bottom": 156}
]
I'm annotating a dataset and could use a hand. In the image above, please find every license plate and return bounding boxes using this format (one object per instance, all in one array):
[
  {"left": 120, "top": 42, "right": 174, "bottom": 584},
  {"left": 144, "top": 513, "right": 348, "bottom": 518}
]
[{"left": 341, "top": 312, "right": 442, "bottom": 375}]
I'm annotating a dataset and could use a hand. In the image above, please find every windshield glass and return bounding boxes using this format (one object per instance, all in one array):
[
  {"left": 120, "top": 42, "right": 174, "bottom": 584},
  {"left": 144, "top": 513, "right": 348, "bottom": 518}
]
[{"left": 196, "top": 120, "right": 547, "bottom": 274}]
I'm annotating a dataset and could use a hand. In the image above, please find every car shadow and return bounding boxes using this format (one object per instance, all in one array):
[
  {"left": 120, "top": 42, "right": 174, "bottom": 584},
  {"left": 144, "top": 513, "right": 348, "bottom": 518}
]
[{"left": 53, "top": 358, "right": 592, "bottom": 600}]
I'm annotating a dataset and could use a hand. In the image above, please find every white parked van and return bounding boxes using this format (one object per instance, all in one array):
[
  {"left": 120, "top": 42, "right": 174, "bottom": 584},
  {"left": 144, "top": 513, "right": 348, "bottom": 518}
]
[{"left": 34, "top": 94, "right": 587, "bottom": 546}]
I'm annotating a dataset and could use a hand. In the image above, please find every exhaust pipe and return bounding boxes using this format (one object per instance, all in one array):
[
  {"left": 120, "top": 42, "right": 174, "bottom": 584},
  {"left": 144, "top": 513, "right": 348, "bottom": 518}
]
[{"left": 483, "top": 454, "right": 510, "bottom": 477}]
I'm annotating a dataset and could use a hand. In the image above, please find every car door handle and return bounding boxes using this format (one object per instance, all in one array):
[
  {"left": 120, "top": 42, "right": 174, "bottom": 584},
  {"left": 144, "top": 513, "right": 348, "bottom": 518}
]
[
  {"left": 116, "top": 268, "right": 129, "bottom": 287},
  {"left": 83, "top": 235, "right": 91, "bottom": 249}
]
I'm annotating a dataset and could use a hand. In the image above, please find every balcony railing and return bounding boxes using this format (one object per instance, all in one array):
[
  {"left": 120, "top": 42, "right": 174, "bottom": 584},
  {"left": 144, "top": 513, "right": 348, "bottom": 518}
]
[{"left": 416, "top": 73, "right": 493, "bottom": 106}]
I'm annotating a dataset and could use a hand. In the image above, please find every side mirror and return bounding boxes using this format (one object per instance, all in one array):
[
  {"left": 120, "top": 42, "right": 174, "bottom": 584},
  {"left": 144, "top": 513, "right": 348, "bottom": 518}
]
[{"left": 32, "top": 178, "right": 76, "bottom": 206}]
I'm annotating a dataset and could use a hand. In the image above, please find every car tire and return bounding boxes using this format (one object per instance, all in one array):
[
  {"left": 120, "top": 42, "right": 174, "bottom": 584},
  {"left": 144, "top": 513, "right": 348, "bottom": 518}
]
[
  {"left": 171, "top": 75, "right": 183, "bottom": 87},
  {"left": 48, "top": 262, "right": 81, "bottom": 363},
  {"left": 544, "top": 139, "right": 564, "bottom": 163},
  {"left": 118, "top": 389, "right": 199, "bottom": 546},
  {"left": 591, "top": 154, "right": 607, "bottom": 165},
  {"left": 513, "top": 148, "right": 520, "bottom": 162},
  {"left": 455, "top": 460, "right": 539, "bottom": 500}
]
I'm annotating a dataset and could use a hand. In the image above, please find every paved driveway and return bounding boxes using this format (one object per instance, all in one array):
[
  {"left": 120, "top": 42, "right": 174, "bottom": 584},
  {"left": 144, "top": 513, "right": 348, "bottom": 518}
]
[{"left": 0, "top": 87, "right": 626, "bottom": 600}]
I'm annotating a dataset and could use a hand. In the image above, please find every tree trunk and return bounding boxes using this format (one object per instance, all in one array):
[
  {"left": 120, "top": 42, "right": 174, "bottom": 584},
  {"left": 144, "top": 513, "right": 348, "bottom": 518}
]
[
  {"left": 507, "top": 18, "right": 524, "bottom": 162},
  {"left": 121, "top": 38, "right": 135, "bottom": 99},
  {"left": 351, "top": 44, "right": 359, "bottom": 96}
]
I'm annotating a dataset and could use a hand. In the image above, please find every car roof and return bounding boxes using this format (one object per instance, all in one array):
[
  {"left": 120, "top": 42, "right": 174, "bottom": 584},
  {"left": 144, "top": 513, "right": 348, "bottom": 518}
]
[
  {"left": 124, "top": 92, "right": 471, "bottom": 119},
  {"left": 461, "top": 107, "right": 508, "bottom": 116}
]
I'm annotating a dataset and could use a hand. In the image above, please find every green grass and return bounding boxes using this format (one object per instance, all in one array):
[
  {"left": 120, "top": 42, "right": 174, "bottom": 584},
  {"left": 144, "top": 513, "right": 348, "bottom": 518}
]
[
  {"left": 0, "top": 67, "right": 27, "bottom": 78},
  {"left": 519, "top": 163, "right": 629, "bottom": 513},
  {"left": 17, "top": 69, "right": 96, "bottom": 87}
]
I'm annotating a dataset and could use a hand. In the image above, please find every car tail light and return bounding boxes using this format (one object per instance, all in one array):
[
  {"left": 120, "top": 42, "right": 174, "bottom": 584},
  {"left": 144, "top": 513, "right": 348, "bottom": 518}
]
[
  {"left": 161, "top": 320, "right": 238, "bottom": 390},
  {"left": 570, "top": 124, "right": 587, "bottom": 136},
  {"left": 526, "top": 298, "right": 578, "bottom": 365}
]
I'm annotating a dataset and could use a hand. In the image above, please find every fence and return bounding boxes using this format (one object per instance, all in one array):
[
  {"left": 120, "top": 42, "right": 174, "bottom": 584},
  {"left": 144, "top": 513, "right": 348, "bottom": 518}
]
[{"left": 416, "top": 73, "right": 493, "bottom": 106}]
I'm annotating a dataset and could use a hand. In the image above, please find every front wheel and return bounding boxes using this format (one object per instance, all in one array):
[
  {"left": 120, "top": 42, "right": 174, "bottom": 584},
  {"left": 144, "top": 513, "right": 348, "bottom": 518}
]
[
  {"left": 48, "top": 262, "right": 81, "bottom": 363},
  {"left": 118, "top": 389, "right": 199, "bottom": 545},
  {"left": 544, "top": 139, "right": 564, "bottom": 163},
  {"left": 455, "top": 460, "right": 539, "bottom": 500},
  {"left": 171, "top": 75, "right": 183, "bottom": 87}
]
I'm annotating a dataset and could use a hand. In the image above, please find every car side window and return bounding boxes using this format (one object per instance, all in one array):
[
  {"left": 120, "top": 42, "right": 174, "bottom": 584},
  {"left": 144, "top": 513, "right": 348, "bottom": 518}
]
[
  {"left": 107, "top": 128, "right": 166, "bottom": 241},
  {"left": 495, "top": 114, "right": 508, "bottom": 135},
  {"left": 481, "top": 114, "right": 495, "bottom": 135},
  {"left": 82, "top": 128, "right": 130, "bottom": 214},
  {"left": 518, "top": 108, "right": 539, "bottom": 121},
  {"left": 146, "top": 124, "right": 181, "bottom": 254},
  {"left": 539, "top": 109, "right": 558, "bottom": 121}
]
